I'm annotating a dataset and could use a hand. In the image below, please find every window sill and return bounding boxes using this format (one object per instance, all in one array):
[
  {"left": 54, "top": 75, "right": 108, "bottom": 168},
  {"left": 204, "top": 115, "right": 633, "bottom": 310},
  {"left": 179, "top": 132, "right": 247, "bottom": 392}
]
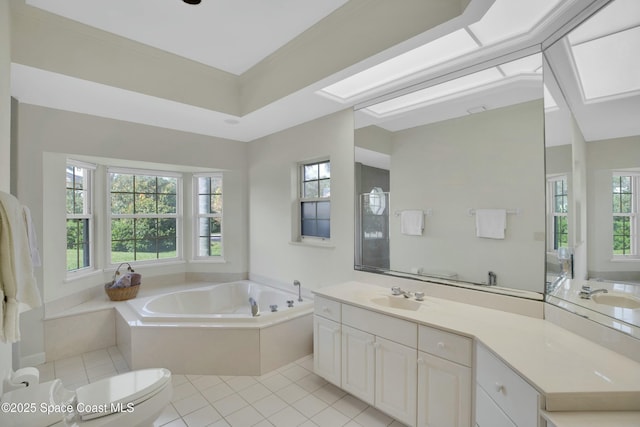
[
  {"left": 289, "top": 240, "right": 335, "bottom": 249},
  {"left": 64, "top": 268, "right": 103, "bottom": 284},
  {"left": 610, "top": 257, "right": 640, "bottom": 262},
  {"left": 189, "top": 258, "right": 228, "bottom": 264}
]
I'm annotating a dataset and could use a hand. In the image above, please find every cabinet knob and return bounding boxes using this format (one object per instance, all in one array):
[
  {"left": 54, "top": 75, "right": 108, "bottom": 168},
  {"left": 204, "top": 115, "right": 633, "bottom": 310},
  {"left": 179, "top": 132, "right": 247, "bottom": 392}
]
[
  {"left": 495, "top": 382, "right": 504, "bottom": 393},
  {"left": 437, "top": 341, "right": 446, "bottom": 349},
  {"left": 322, "top": 306, "right": 330, "bottom": 313}
]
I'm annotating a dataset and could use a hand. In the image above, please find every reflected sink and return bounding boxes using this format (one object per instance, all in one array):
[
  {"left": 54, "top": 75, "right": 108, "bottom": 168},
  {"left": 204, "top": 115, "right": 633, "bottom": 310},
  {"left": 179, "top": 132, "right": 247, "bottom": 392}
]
[
  {"left": 370, "top": 296, "right": 422, "bottom": 311},
  {"left": 591, "top": 293, "right": 640, "bottom": 309}
]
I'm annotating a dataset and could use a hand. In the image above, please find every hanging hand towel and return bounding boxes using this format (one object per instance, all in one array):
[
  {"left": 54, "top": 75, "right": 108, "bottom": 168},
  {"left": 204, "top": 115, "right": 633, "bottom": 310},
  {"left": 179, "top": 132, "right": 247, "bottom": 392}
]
[
  {"left": 0, "top": 191, "right": 42, "bottom": 343},
  {"left": 475, "top": 209, "right": 507, "bottom": 239},
  {"left": 400, "top": 210, "right": 424, "bottom": 236}
]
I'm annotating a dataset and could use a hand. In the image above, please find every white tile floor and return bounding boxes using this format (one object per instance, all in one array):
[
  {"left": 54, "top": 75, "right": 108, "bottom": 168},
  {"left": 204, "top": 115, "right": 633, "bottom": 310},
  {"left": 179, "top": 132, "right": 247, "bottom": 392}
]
[{"left": 36, "top": 347, "right": 406, "bottom": 427}]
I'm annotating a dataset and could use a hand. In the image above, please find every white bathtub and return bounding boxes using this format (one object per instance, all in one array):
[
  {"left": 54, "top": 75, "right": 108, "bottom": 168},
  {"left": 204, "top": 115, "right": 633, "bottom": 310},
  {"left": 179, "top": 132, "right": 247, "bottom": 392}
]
[
  {"left": 128, "top": 280, "right": 312, "bottom": 323},
  {"left": 118, "top": 280, "right": 314, "bottom": 375}
]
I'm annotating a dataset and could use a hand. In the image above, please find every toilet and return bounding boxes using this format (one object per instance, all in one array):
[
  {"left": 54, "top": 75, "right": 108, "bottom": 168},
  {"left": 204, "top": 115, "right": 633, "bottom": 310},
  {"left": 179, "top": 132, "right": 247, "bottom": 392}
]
[{"left": 0, "top": 368, "right": 172, "bottom": 427}]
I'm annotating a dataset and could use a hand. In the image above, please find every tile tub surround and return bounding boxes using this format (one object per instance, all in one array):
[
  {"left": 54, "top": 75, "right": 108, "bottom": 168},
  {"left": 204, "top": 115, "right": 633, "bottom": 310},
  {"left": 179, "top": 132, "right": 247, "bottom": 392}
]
[
  {"left": 36, "top": 348, "right": 406, "bottom": 427},
  {"left": 42, "top": 280, "right": 313, "bottom": 375},
  {"left": 116, "top": 299, "right": 313, "bottom": 376},
  {"left": 313, "top": 281, "right": 640, "bottom": 412}
]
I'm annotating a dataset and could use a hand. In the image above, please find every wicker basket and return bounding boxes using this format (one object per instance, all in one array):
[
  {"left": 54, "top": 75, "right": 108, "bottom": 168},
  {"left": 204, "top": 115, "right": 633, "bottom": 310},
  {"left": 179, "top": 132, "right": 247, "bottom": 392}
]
[
  {"left": 105, "top": 283, "right": 140, "bottom": 301},
  {"left": 104, "top": 263, "right": 142, "bottom": 301}
]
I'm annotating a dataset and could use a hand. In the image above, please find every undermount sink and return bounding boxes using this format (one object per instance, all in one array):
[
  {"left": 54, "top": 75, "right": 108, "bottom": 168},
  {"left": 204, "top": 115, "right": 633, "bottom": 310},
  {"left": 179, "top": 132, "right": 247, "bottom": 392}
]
[
  {"left": 370, "top": 296, "right": 422, "bottom": 311},
  {"left": 591, "top": 292, "right": 640, "bottom": 309}
]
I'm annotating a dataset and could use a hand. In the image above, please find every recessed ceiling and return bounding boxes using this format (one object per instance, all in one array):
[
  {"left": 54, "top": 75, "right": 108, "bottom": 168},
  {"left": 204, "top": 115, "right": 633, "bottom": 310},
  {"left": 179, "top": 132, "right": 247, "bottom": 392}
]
[
  {"left": 11, "top": 0, "right": 599, "bottom": 142},
  {"left": 25, "top": 0, "right": 348, "bottom": 75}
]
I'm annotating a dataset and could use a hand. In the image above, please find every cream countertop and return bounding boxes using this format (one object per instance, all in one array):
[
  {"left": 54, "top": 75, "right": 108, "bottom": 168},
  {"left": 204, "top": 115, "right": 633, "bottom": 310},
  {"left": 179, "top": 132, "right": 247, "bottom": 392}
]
[
  {"left": 541, "top": 411, "right": 640, "bottom": 427},
  {"left": 312, "top": 281, "right": 640, "bottom": 412}
]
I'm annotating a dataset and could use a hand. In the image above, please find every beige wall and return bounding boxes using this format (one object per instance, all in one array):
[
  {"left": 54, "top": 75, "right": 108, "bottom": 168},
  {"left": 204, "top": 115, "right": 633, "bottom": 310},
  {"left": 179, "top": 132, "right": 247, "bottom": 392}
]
[
  {"left": 388, "top": 100, "right": 545, "bottom": 291},
  {"left": 248, "top": 109, "right": 355, "bottom": 290}
]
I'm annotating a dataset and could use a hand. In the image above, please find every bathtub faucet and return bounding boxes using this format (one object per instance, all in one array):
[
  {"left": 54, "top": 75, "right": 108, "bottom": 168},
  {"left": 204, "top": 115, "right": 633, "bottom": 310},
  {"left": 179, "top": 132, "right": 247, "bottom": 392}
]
[
  {"left": 293, "top": 280, "right": 303, "bottom": 302},
  {"left": 249, "top": 297, "right": 260, "bottom": 317}
]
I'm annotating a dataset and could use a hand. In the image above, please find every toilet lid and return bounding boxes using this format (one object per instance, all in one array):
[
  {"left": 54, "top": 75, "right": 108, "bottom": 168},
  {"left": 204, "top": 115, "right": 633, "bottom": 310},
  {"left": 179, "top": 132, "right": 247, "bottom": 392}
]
[{"left": 75, "top": 368, "right": 171, "bottom": 421}]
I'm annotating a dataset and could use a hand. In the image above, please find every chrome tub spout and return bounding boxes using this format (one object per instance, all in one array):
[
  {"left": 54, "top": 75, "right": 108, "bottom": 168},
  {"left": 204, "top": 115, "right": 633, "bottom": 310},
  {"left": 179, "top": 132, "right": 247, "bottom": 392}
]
[{"left": 249, "top": 297, "right": 260, "bottom": 317}]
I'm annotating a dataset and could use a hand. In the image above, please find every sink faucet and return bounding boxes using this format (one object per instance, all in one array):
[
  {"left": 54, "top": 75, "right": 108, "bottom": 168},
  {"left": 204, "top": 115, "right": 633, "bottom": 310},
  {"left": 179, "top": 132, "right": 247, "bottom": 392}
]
[
  {"left": 293, "top": 280, "right": 303, "bottom": 302},
  {"left": 579, "top": 285, "right": 608, "bottom": 299},
  {"left": 249, "top": 297, "right": 260, "bottom": 317}
]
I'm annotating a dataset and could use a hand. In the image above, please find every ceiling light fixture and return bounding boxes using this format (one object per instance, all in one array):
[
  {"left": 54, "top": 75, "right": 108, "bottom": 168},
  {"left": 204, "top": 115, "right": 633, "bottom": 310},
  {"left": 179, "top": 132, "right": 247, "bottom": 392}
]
[{"left": 183, "top": 0, "right": 201, "bottom": 4}]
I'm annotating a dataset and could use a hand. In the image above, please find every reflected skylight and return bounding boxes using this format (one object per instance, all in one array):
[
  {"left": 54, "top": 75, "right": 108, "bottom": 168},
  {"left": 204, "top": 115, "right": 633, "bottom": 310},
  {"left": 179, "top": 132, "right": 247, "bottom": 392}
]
[
  {"left": 571, "top": 26, "right": 640, "bottom": 100},
  {"left": 364, "top": 67, "right": 503, "bottom": 117},
  {"left": 568, "top": 0, "right": 640, "bottom": 100},
  {"left": 468, "top": 0, "right": 562, "bottom": 45},
  {"left": 318, "top": 0, "right": 564, "bottom": 102}
]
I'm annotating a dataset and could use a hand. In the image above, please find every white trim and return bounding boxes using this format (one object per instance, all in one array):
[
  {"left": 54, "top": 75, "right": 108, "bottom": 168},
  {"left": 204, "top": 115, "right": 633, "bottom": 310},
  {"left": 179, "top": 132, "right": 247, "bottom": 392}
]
[
  {"left": 106, "top": 168, "right": 183, "bottom": 267},
  {"left": 192, "top": 173, "right": 224, "bottom": 260}
]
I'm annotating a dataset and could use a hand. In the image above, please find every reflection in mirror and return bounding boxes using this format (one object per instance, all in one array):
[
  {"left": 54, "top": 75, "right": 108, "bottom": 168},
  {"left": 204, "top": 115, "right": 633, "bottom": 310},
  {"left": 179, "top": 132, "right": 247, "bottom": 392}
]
[
  {"left": 544, "top": 0, "right": 640, "bottom": 333},
  {"left": 355, "top": 53, "right": 545, "bottom": 298}
]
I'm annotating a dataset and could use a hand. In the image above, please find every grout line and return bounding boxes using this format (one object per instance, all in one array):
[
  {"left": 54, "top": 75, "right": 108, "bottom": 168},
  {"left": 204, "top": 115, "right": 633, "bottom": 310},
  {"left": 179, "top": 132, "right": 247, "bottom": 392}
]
[{"left": 41, "top": 348, "right": 404, "bottom": 427}]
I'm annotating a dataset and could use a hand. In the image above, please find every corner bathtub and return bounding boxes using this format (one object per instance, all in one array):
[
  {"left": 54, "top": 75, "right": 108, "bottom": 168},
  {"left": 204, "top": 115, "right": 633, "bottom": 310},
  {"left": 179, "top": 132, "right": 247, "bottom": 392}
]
[
  {"left": 129, "top": 280, "right": 312, "bottom": 323},
  {"left": 116, "top": 280, "right": 314, "bottom": 375}
]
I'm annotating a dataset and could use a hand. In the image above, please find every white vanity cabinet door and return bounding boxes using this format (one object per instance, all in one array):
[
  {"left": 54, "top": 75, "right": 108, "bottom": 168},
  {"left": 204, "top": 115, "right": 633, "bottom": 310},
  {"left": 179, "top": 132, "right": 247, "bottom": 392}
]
[
  {"left": 476, "top": 344, "right": 541, "bottom": 427},
  {"left": 475, "top": 385, "right": 517, "bottom": 427},
  {"left": 313, "top": 315, "right": 341, "bottom": 386},
  {"left": 341, "top": 325, "right": 375, "bottom": 405},
  {"left": 417, "top": 351, "right": 471, "bottom": 427},
  {"left": 375, "top": 336, "right": 418, "bottom": 427}
]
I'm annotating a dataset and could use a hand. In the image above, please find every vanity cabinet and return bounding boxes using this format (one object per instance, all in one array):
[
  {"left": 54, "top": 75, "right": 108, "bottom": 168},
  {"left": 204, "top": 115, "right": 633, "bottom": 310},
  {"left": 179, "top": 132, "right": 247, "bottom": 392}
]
[
  {"left": 417, "top": 325, "right": 472, "bottom": 427},
  {"left": 475, "top": 343, "right": 542, "bottom": 427},
  {"left": 313, "top": 296, "right": 473, "bottom": 427},
  {"left": 342, "top": 304, "right": 418, "bottom": 425},
  {"left": 313, "top": 296, "right": 342, "bottom": 386}
]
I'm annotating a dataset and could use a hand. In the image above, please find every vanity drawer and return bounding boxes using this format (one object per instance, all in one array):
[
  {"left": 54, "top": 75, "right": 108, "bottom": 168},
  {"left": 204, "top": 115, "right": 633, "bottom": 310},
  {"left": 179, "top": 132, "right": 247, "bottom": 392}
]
[
  {"left": 314, "top": 296, "right": 341, "bottom": 322},
  {"left": 342, "top": 304, "right": 417, "bottom": 348},
  {"left": 418, "top": 325, "right": 472, "bottom": 367},
  {"left": 476, "top": 344, "right": 540, "bottom": 427}
]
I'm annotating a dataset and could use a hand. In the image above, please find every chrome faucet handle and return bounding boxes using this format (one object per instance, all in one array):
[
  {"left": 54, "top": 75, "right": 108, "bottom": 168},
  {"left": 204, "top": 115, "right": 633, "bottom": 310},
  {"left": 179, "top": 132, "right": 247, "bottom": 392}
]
[
  {"left": 391, "top": 286, "right": 403, "bottom": 296},
  {"left": 581, "top": 285, "right": 591, "bottom": 291},
  {"left": 414, "top": 292, "right": 425, "bottom": 301}
]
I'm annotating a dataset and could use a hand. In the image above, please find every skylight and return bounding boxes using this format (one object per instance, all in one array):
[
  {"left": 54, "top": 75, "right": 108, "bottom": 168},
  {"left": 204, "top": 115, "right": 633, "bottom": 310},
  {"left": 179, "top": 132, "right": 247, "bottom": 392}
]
[
  {"left": 320, "top": 29, "right": 479, "bottom": 101},
  {"left": 567, "top": 0, "right": 640, "bottom": 101},
  {"left": 318, "top": 0, "right": 563, "bottom": 102}
]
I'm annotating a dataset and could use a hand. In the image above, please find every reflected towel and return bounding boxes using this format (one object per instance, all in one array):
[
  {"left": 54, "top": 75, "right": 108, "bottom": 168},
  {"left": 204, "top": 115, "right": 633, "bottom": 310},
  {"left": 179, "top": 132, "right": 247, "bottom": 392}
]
[
  {"left": 475, "top": 209, "right": 507, "bottom": 239},
  {"left": 400, "top": 210, "right": 424, "bottom": 236}
]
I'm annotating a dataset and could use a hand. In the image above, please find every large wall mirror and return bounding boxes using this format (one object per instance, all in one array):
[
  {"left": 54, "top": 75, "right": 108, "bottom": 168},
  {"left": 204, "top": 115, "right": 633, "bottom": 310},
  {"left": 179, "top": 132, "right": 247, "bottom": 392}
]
[
  {"left": 544, "top": 0, "right": 640, "bottom": 334},
  {"left": 354, "top": 52, "right": 546, "bottom": 299}
]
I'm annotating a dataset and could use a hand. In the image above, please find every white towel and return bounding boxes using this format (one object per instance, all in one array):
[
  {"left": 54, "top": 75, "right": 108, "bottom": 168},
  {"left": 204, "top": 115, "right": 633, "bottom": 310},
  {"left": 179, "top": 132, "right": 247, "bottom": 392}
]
[
  {"left": 475, "top": 209, "right": 507, "bottom": 239},
  {"left": 400, "top": 210, "right": 424, "bottom": 236},
  {"left": 0, "top": 191, "right": 42, "bottom": 343}
]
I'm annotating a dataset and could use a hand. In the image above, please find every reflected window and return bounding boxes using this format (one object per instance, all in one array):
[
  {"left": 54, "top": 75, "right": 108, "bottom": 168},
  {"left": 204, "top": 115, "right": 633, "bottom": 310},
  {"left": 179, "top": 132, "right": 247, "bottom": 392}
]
[
  {"left": 300, "top": 160, "right": 330, "bottom": 239},
  {"left": 612, "top": 173, "right": 639, "bottom": 256},
  {"left": 548, "top": 175, "right": 568, "bottom": 251}
]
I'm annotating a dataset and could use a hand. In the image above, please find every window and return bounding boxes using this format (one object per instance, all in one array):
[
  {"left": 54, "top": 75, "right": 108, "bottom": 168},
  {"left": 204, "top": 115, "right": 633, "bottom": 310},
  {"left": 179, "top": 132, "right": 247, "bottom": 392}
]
[
  {"left": 194, "top": 174, "right": 223, "bottom": 257},
  {"left": 612, "top": 173, "right": 639, "bottom": 256},
  {"left": 300, "top": 160, "right": 331, "bottom": 239},
  {"left": 66, "top": 162, "right": 94, "bottom": 272},
  {"left": 547, "top": 176, "right": 568, "bottom": 251},
  {"left": 108, "top": 169, "right": 180, "bottom": 264}
]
